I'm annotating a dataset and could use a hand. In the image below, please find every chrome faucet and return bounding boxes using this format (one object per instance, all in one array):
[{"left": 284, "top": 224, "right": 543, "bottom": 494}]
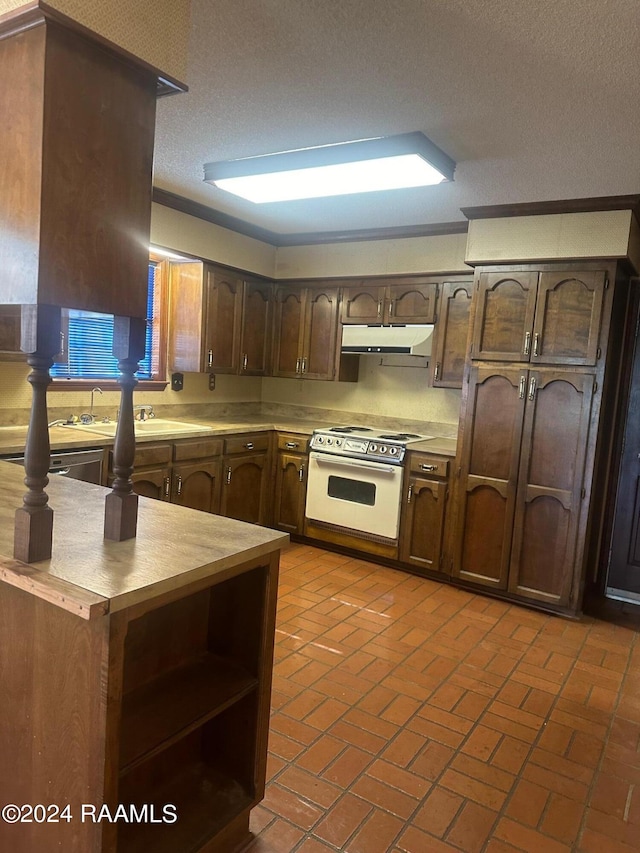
[
  {"left": 133, "top": 404, "right": 154, "bottom": 421},
  {"left": 89, "top": 387, "right": 103, "bottom": 422}
]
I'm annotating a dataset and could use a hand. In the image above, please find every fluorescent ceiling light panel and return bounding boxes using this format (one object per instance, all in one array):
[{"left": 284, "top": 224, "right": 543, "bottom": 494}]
[{"left": 203, "top": 132, "right": 455, "bottom": 203}]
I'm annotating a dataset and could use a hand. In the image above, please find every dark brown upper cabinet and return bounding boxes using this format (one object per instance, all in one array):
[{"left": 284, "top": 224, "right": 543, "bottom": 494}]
[
  {"left": 168, "top": 262, "right": 272, "bottom": 376},
  {"left": 272, "top": 284, "right": 358, "bottom": 382},
  {"left": 341, "top": 278, "right": 438, "bottom": 325},
  {"left": 471, "top": 269, "right": 608, "bottom": 365},
  {"left": 431, "top": 278, "right": 474, "bottom": 388}
]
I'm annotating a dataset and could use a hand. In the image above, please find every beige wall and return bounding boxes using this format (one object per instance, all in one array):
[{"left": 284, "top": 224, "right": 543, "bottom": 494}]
[
  {"left": 0, "top": 362, "right": 262, "bottom": 424},
  {"left": 151, "top": 204, "right": 277, "bottom": 278},
  {"left": 262, "top": 366, "right": 461, "bottom": 429},
  {"left": 466, "top": 209, "right": 634, "bottom": 266},
  {"left": 275, "top": 232, "right": 470, "bottom": 279},
  {"left": 0, "top": 0, "right": 190, "bottom": 83}
]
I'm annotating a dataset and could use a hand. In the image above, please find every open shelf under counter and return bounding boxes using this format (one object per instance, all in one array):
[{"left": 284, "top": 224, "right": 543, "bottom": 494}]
[
  {"left": 117, "top": 714, "right": 256, "bottom": 853},
  {"left": 119, "top": 652, "right": 258, "bottom": 772}
]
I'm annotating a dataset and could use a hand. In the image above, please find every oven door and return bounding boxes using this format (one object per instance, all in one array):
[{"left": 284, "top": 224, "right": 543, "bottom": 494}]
[{"left": 305, "top": 451, "right": 404, "bottom": 541}]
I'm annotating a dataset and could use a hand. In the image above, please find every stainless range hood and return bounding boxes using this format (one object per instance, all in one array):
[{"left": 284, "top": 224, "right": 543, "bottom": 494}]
[{"left": 341, "top": 324, "right": 434, "bottom": 356}]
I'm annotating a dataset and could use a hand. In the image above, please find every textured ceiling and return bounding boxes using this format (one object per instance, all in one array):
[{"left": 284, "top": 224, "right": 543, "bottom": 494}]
[{"left": 152, "top": 0, "right": 640, "bottom": 236}]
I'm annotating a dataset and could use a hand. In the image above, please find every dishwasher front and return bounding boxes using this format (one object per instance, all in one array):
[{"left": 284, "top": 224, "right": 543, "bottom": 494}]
[{"left": 4, "top": 448, "right": 104, "bottom": 485}]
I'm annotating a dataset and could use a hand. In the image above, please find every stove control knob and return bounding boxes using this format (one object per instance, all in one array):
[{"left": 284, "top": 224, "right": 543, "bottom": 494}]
[
  {"left": 335, "top": 438, "right": 342, "bottom": 446},
  {"left": 389, "top": 446, "right": 398, "bottom": 456},
  {"left": 379, "top": 445, "right": 387, "bottom": 454},
  {"left": 326, "top": 437, "right": 333, "bottom": 445},
  {"left": 317, "top": 436, "right": 324, "bottom": 444},
  {"left": 369, "top": 443, "right": 378, "bottom": 452}
]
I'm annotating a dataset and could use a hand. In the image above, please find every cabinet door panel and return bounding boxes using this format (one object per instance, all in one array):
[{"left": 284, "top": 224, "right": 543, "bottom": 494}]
[
  {"left": 399, "top": 476, "right": 447, "bottom": 571},
  {"left": 172, "top": 460, "right": 221, "bottom": 514},
  {"left": 453, "top": 366, "right": 526, "bottom": 588},
  {"left": 303, "top": 287, "right": 339, "bottom": 380},
  {"left": 221, "top": 453, "right": 269, "bottom": 525},
  {"left": 340, "top": 284, "right": 385, "bottom": 324},
  {"left": 432, "top": 280, "right": 473, "bottom": 388},
  {"left": 274, "top": 452, "right": 306, "bottom": 533},
  {"left": 389, "top": 282, "right": 437, "bottom": 324},
  {"left": 272, "top": 287, "right": 304, "bottom": 377},
  {"left": 240, "top": 280, "right": 272, "bottom": 375},
  {"left": 204, "top": 267, "right": 242, "bottom": 373},
  {"left": 533, "top": 271, "right": 606, "bottom": 365},
  {"left": 131, "top": 467, "right": 170, "bottom": 501},
  {"left": 509, "top": 370, "right": 594, "bottom": 606},
  {"left": 472, "top": 272, "right": 538, "bottom": 362}
]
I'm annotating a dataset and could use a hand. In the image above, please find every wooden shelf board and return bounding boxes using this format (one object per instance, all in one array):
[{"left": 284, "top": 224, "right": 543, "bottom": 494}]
[{"left": 119, "top": 653, "right": 258, "bottom": 772}]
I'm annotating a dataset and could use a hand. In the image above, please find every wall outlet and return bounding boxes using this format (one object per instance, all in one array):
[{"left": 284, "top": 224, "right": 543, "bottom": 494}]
[
  {"left": 208, "top": 373, "right": 215, "bottom": 391},
  {"left": 171, "top": 372, "right": 184, "bottom": 392}
]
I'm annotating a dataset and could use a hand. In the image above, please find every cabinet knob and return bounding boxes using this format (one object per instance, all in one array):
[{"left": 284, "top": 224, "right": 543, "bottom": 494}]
[
  {"left": 434, "top": 362, "right": 441, "bottom": 381},
  {"left": 528, "top": 376, "right": 537, "bottom": 400},
  {"left": 226, "top": 467, "right": 232, "bottom": 484},
  {"left": 533, "top": 333, "right": 540, "bottom": 357},
  {"left": 242, "top": 353, "right": 248, "bottom": 370},
  {"left": 377, "top": 300, "right": 383, "bottom": 317},
  {"left": 299, "top": 464, "right": 305, "bottom": 482},
  {"left": 407, "top": 484, "right": 413, "bottom": 504},
  {"left": 523, "top": 331, "right": 531, "bottom": 356},
  {"left": 389, "top": 299, "right": 395, "bottom": 318},
  {"left": 176, "top": 475, "right": 183, "bottom": 496},
  {"left": 285, "top": 442, "right": 299, "bottom": 448},
  {"left": 208, "top": 349, "right": 213, "bottom": 369},
  {"left": 301, "top": 357, "right": 307, "bottom": 373},
  {"left": 420, "top": 464, "right": 438, "bottom": 472},
  {"left": 519, "top": 376, "right": 526, "bottom": 398},
  {"left": 163, "top": 476, "right": 170, "bottom": 498},
  {"left": 296, "top": 357, "right": 301, "bottom": 374}
]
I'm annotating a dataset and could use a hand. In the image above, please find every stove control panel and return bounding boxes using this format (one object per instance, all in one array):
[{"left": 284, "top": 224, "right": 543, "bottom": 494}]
[{"left": 310, "top": 431, "right": 407, "bottom": 464}]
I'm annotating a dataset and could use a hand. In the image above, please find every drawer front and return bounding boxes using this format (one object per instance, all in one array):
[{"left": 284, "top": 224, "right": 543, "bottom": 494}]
[
  {"left": 277, "top": 432, "right": 310, "bottom": 453},
  {"left": 127, "top": 442, "right": 172, "bottom": 469},
  {"left": 224, "top": 433, "right": 270, "bottom": 455},
  {"left": 408, "top": 453, "right": 449, "bottom": 478},
  {"left": 173, "top": 437, "right": 223, "bottom": 462}
]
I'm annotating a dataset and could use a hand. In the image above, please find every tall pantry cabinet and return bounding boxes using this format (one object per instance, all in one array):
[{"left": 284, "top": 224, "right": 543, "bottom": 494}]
[{"left": 451, "top": 263, "right": 628, "bottom": 614}]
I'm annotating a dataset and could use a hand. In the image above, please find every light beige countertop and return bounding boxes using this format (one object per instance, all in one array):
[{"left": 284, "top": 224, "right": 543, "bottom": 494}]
[
  {"left": 0, "top": 417, "right": 458, "bottom": 457},
  {"left": 0, "top": 460, "right": 288, "bottom": 616}
]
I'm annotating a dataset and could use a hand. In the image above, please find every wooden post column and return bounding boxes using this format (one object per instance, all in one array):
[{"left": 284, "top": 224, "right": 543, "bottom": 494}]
[
  {"left": 104, "top": 317, "right": 146, "bottom": 541},
  {"left": 14, "top": 305, "right": 62, "bottom": 563}
]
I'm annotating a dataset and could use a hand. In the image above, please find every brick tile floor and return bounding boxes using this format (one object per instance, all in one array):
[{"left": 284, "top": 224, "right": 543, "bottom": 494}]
[{"left": 246, "top": 544, "right": 640, "bottom": 853}]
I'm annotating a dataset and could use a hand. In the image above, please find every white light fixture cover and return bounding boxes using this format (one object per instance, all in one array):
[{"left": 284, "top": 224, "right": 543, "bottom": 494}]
[{"left": 203, "top": 132, "right": 455, "bottom": 203}]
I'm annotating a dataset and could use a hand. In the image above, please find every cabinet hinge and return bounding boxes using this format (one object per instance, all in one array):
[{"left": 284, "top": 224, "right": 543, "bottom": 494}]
[
  {"left": 596, "top": 346, "right": 602, "bottom": 360},
  {"left": 593, "top": 379, "right": 598, "bottom": 393},
  {"left": 604, "top": 277, "right": 610, "bottom": 289},
  {"left": 581, "top": 487, "right": 586, "bottom": 499},
  {"left": 457, "top": 466, "right": 461, "bottom": 479}
]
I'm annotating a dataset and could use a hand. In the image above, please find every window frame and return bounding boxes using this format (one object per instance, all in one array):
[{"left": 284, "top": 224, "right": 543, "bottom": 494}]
[{"left": 49, "top": 255, "right": 169, "bottom": 391}]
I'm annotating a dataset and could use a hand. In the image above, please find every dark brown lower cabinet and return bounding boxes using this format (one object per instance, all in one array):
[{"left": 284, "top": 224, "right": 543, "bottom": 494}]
[
  {"left": 399, "top": 453, "right": 449, "bottom": 572},
  {"left": 221, "top": 435, "right": 271, "bottom": 526},
  {"left": 453, "top": 364, "right": 595, "bottom": 610},
  {"left": 274, "top": 452, "right": 307, "bottom": 534},
  {"left": 131, "top": 466, "right": 171, "bottom": 500},
  {"left": 171, "top": 460, "right": 222, "bottom": 513}
]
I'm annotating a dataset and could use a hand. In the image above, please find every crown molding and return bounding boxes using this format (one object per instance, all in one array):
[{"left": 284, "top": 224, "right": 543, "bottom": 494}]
[
  {"left": 461, "top": 195, "right": 640, "bottom": 220},
  {"left": 152, "top": 188, "right": 468, "bottom": 247}
]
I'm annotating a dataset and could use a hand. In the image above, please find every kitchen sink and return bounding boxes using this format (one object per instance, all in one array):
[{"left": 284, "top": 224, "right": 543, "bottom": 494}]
[{"left": 62, "top": 419, "right": 213, "bottom": 437}]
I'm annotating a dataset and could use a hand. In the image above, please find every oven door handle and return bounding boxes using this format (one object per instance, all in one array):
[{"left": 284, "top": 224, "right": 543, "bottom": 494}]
[{"left": 311, "top": 453, "right": 397, "bottom": 475}]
